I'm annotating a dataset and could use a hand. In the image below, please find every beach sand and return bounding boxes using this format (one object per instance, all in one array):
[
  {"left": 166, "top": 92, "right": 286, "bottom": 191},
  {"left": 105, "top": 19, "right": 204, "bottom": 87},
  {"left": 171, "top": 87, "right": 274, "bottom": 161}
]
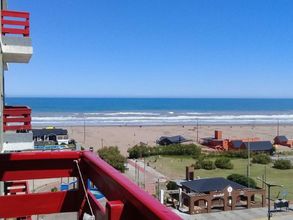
[{"left": 61, "top": 124, "right": 293, "bottom": 155}]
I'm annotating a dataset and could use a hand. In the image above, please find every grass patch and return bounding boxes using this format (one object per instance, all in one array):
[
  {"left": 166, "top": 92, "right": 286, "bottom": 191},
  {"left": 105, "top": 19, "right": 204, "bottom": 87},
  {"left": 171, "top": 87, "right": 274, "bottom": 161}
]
[{"left": 147, "top": 155, "right": 293, "bottom": 201}]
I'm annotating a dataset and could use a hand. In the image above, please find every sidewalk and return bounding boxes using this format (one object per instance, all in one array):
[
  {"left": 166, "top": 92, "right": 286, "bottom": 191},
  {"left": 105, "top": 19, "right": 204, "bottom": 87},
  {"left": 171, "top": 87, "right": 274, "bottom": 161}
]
[
  {"left": 173, "top": 206, "right": 293, "bottom": 220},
  {"left": 125, "top": 159, "right": 167, "bottom": 195}
]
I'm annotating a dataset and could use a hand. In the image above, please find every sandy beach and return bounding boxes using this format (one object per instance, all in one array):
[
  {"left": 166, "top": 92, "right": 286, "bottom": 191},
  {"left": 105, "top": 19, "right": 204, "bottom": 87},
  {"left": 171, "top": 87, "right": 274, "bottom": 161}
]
[{"left": 59, "top": 124, "right": 293, "bottom": 156}]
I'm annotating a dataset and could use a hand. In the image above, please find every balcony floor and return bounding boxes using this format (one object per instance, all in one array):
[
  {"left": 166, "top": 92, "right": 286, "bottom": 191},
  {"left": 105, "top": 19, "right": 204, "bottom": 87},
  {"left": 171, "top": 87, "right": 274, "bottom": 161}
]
[{"left": 32, "top": 212, "right": 77, "bottom": 220}]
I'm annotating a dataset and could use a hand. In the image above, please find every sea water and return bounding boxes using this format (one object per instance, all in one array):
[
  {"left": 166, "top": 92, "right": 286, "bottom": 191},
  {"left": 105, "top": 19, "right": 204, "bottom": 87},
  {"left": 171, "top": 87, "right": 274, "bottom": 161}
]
[{"left": 6, "top": 98, "right": 293, "bottom": 126}]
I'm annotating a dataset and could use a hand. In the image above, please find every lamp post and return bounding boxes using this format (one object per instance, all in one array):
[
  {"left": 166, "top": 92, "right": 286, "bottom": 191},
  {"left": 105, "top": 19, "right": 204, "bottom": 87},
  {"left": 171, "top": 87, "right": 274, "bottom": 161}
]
[
  {"left": 257, "top": 177, "right": 283, "bottom": 220},
  {"left": 247, "top": 140, "right": 251, "bottom": 188}
]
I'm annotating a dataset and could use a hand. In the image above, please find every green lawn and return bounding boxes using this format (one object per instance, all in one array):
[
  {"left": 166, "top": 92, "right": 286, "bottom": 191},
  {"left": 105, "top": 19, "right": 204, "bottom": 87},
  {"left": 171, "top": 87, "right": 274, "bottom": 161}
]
[{"left": 147, "top": 155, "right": 293, "bottom": 201}]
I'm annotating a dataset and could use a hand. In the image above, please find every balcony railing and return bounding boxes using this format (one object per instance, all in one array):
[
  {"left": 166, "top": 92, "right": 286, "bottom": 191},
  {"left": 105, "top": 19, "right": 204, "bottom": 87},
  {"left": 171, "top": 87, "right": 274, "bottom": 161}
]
[
  {"left": 0, "top": 151, "right": 181, "bottom": 220},
  {"left": 1, "top": 10, "right": 30, "bottom": 37},
  {"left": 3, "top": 106, "right": 32, "bottom": 131}
]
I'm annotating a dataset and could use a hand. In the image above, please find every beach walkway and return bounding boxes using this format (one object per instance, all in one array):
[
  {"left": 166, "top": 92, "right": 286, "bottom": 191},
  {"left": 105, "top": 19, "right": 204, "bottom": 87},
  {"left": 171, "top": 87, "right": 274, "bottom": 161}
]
[
  {"left": 126, "top": 159, "right": 167, "bottom": 195},
  {"left": 174, "top": 205, "right": 293, "bottom": 220}
]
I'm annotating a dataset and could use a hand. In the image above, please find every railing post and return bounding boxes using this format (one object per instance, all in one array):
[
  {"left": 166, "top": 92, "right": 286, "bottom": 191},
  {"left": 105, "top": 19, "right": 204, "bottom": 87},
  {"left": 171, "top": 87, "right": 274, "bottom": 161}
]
[{"left": 106, "top": 201, "right": 124, "bottom": 220}]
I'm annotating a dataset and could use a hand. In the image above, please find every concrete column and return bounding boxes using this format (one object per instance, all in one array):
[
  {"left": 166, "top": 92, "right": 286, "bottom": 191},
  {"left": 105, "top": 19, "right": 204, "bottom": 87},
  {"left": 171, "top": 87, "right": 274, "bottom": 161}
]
[
  {"left": 178, "top": 188, "right": 182, "bottom": 208},
  {"left": 207, "top": 199, "right": 211, "bottom": 213},
  {"left": 262, "top": 194, "right": 266, "bottom": 207},
  {"left": 2, "top": 0, "right": 6, "bottom": 9},
  {"left": 223, "top": 198, "right": 228, "bottom": 211},
  {"left": 0, "top": 54, "right": 3, "bottom": 153},
  {"left": 188, "top": 198, "right": 193, "bottom": 214},
  {"left": 247, "top": 196, "right": 251, "bottom": 209},
  {"left": 160, "top": 189, "right": 164, "bottom": 204},
  {"left": 231, "top": 195, "right": 236, "bottom": 210},
  {"left": 0, "top": 0, "right": 3, "bottom": 200}
]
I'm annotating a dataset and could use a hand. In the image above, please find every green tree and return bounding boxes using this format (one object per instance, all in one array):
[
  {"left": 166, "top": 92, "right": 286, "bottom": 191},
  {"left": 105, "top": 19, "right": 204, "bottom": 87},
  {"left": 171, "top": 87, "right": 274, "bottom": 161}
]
[
  {"left": 227, "top": 174, "right": 257, "bottom": 188},
  {"left": 166, "top": 181, "right": 179, "bottom": 190},
  {"left": 98, "top": 146, "right": 126, "bottom": 172}
]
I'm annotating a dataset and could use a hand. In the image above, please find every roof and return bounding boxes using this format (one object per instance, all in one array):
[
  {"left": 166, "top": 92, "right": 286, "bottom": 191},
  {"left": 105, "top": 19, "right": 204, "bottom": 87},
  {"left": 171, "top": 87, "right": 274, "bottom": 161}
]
[
  {"left": 156, "top": 135, "right": 188, "bottom": 145},
  {"left": 181, "top": 177, "right": 246, "bottom": 193},
  {"left": 230, "top": 140, "right": 243, "bottom": 148},
  {"left": 32, "top": 128, "right": 68, "bottom": 137},
  {"left": 242, "top": 141, "right": 273, "bottom": 151},
  {"left": 274, "top": 136, "right": 288, "bottom": 142}
]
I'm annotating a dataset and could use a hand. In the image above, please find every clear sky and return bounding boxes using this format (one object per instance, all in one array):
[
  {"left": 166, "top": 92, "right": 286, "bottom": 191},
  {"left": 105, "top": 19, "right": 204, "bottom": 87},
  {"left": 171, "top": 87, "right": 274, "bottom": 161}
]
[{"left": 5, "top": 0, "right": 293, "bottom": 98}]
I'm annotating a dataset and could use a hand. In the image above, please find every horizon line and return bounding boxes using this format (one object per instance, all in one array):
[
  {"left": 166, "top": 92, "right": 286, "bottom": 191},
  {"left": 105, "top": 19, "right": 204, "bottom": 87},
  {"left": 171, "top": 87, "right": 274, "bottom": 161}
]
[{"left": 5, "top": 96, "right": 293, "bottom": 99}]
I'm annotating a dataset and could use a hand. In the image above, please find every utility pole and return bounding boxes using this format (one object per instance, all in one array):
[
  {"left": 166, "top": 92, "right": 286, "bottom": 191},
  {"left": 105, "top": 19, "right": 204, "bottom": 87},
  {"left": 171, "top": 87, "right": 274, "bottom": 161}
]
[
  {"left": 257, "top": 178, "right": 283, "bottom": 220},
  {"left": 196, "top": 119, "right": 199, "bottom": 143},
  {"left": 83, "top": 114, "right": 86, "bottom": 145},
  {"left": 247, "top": 140, "right": 251, "bottom": 188},
  {"left": 277, "top": 120, "right": 280, "bottom": 137},
  {"left": 144, "top": 156, "right": 146, "bottom": 190}
]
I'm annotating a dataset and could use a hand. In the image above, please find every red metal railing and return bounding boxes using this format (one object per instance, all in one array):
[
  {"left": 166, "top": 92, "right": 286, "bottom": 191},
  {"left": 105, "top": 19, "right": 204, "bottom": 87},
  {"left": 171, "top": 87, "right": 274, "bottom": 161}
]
[
  {"left": 1, "top": 10, "right": 30, "bottom": 37},
  {"left": 3, "top": 106, "right": 32, "bottom": 131},
  {"left": 0, "top": 151, "right": 181, "bottom": 220},
  {"left": 4, "top": 181, "right": 32, "bottom": 220}
]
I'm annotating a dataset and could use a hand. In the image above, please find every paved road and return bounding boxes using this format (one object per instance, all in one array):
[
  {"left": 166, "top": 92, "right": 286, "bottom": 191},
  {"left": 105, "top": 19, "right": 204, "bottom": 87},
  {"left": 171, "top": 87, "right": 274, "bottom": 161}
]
[{"left": 173, "top": 206, "right": 293, "bottom": 220}]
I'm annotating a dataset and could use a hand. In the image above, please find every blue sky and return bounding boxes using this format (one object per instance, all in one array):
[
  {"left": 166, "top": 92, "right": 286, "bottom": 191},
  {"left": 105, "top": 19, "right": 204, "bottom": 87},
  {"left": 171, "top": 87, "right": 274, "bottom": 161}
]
[{"left": 5, "top": 0, "right": 293, "bottom": 98}]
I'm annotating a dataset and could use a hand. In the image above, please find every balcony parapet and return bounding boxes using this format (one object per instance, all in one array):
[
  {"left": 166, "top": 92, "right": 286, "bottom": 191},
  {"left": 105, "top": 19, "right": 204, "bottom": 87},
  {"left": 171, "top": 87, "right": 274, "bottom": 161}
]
[
  {"left": 0, "top": 151, "right": 181, "bottom": 219},
  {"left": 2, "top": 10, "right": 30, "bottom": 37},
  {"left": 4, "top": 106, "right": 32, "bottom": 132},
  {"left": 1, "top": 10, "right": 32, "bottom": 63}
]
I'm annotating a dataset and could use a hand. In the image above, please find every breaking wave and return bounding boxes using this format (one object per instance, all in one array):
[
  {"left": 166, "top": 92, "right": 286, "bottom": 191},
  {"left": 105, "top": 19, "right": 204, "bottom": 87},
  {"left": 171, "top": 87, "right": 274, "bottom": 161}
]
[{"left": 31, "top": 112, "right": 293, "bottom": 126}]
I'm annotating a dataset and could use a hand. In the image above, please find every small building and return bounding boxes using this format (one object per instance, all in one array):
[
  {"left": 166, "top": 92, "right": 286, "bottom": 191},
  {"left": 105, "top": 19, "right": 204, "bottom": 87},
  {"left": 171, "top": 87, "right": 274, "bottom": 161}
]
[
  {"left": 32, "top": 128, "right": 69, "bottom": 145},
  {"left": 156, "top": 135, "right": 188, "bottom": 145},
  {"left": 181, "top": 177, "right": 265, "bottom": 215},
  {"left": 274, "top": 136, "right": 293, "bottom": 147},
  {"left": 229, "top": 137, "right": 260, "bottom": 149},
  {"left": 229, "top": 140, "right": 243, "bottom": 150},
  {"left": 241, "top": 141, "right": 274, "bottom": 154},
  {"left": 201, "top": 130, "right": 229, "bottom": 150}
]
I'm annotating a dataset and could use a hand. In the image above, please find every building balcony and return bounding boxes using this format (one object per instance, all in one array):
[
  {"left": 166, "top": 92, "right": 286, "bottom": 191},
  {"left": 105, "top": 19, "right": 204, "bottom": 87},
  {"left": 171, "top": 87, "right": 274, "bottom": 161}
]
[
  {"left": 1, "top": 10, "right": 33, "bottom": 64},
  {"left": 4, "top": 106, "right": 32, "bottom": 132},
  {"left": 3, "top": 132, "right": 34, "bottom": 152},
  {"left": 0, "top": 151, "right": 180, "bottom": 220}
]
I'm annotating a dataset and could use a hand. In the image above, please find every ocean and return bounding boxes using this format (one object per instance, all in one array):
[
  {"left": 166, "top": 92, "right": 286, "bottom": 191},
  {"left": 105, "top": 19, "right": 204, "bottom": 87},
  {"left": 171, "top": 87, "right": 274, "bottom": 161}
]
[{"left": 6, "top": 98, "right": 293, "bottom": 126}]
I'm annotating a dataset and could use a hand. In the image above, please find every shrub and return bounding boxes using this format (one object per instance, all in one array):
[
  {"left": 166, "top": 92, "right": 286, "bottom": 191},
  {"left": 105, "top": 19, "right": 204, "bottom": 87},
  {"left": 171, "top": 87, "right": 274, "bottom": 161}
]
[
  {"left": 193, "top": 161, "right": 202, "bottom": 169},
  {"left": 51, "top": 187, "right": 58, "bottom": 192},
  {"left": 227, "top": 174, "right": 257, "bottom": 188},
  {"left": 127, "top": 144, "right": 201, "bottom": 159},
  {"left": 252, "top": 153, "right": 271, "bottom": 164},
  {"left": 223, "top": 150, "right": 248, "bottom": 159},
  {"left": 166, "top": 181, "right": 179, "bottom": 190},
  {"left": 273, "top": 159, "right": 292, "bottom": 170},
  {"left": 200, "top": 160, "right": 216, "bottom": 170},
  {"left": 215, "top": 158, "right": 234, "bottom": 169},
  {"left": 127, "top": 144, "right": 150, "bottom": 159},
  {"left": 98, "top": 146, "right": 127, "bottom": 172}
]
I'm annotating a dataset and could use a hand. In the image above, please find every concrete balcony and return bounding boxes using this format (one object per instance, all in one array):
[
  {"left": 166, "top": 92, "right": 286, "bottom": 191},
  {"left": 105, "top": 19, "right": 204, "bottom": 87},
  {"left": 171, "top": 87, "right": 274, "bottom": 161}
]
[
  {"left": 3, "top": 132, "right": 34, "bottom": 152},
  {"left": 1, "top": 10, "right": 33, "bottom": 63}
]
